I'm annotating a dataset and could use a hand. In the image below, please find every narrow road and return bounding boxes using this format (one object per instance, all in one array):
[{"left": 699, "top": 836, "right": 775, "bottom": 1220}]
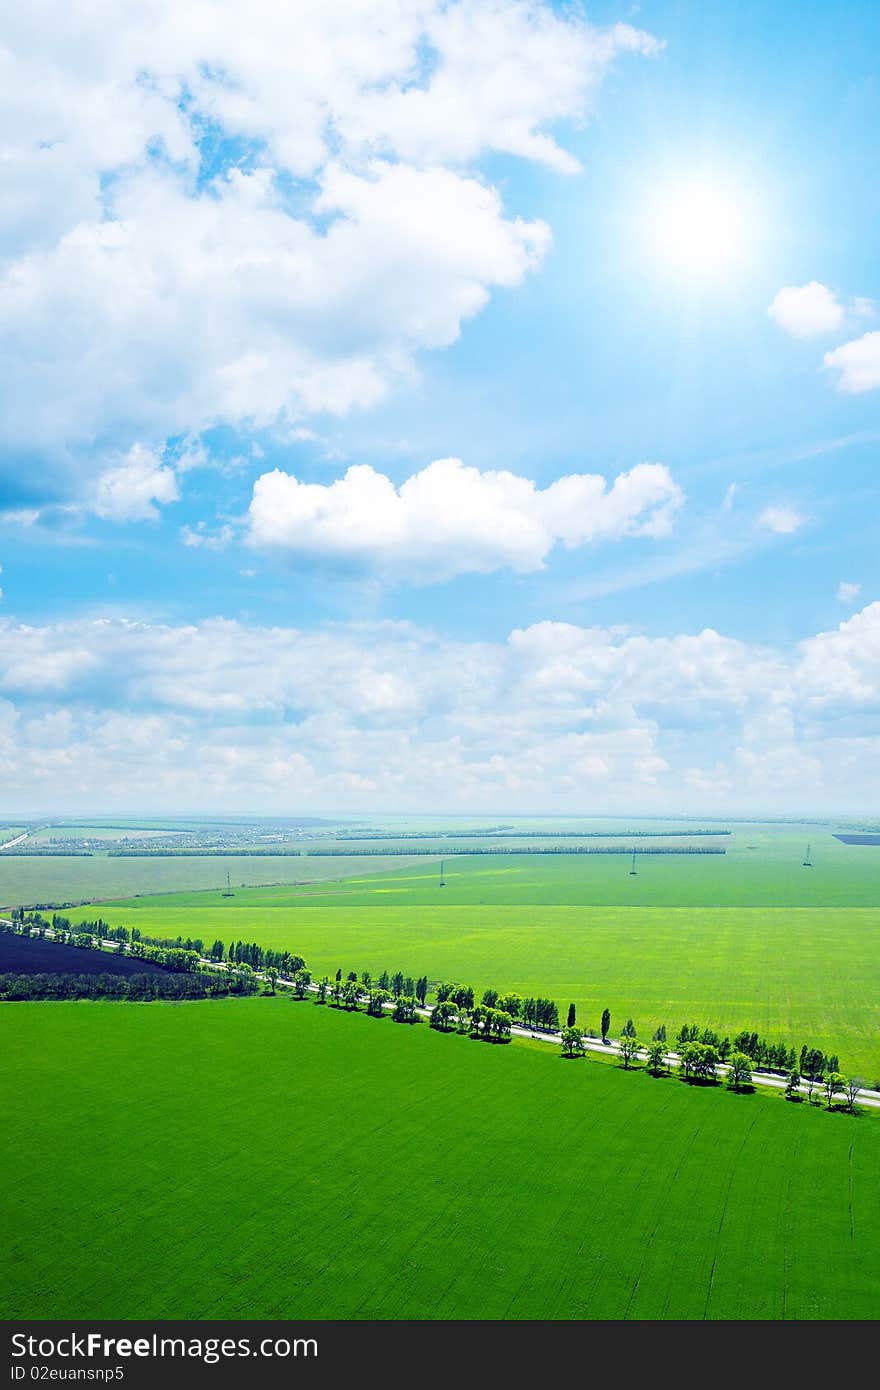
[
  {"left": 4, "top": 918, "right": 879, "bottom": 1109},
  {"left": 0, "top": 832, "right": 29, "bottom": 851}
]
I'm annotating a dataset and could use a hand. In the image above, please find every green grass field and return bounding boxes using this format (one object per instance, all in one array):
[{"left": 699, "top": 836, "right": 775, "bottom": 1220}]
[
  {"left": 83, "top": 849, "right": 880, "bottom": 1077},
  {"left": 1, "top": 997, "right": 876, "bottom": 1320},
  {"left": 11, "top": 818, "right": 880, "bottom": 1089},
  {"left": 81, "top": 825, "right": 880, "bottom": 909},
  {"left": 0, "top": 852, "right": 438, "bottom": 910}
]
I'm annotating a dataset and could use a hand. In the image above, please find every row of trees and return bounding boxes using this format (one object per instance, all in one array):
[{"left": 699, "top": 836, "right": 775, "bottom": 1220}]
[
  {"left": 300, "top": 969, "right": 422, "bottom": 1024},
  {"left": 0, "top": 971, "right": 259, "bottom": 1001},
  {"left": 298, "top": 967, "right": 525, "bottom": 1042},
  {"left": 434, "top": 982, "right": 561, "bottom": 1032},
  {"left": 12, "top": 913, "right": 310, "bottom": 981},
  {"left": 2, "top": 915, "right": 280, "bottom": 998},
  {"left": 429, "top": 999, "right": 512, "bottom": 1040},
  {"left": 559, "top": 1022, "right": 864, "bottom": 1113},
  {"left": 302, "top": 846, "right": 725, "bottom": 857},
  {"left": 674, "top": 1022, "right": 839, "bottom": 1078},
  {"left": 218, "top": 939, "right": 306, "bottom": 976}
]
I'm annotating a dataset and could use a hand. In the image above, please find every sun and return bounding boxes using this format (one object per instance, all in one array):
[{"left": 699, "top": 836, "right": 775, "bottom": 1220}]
[{"left": 647, "top": 176, "right": 754, "bottom": 277}]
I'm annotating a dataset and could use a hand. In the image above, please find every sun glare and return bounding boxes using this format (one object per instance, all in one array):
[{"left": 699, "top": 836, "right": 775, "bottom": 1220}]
[{"left": 648, "top": 176, "right": 754, "bottom": 278}]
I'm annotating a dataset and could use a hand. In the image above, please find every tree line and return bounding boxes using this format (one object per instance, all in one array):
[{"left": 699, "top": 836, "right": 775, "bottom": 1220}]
[
  {"left": 11, "top": 913, "right": 306, "bottom": 979},
  {"left": 298, "top": 968, "right": 557, "bottom": 1045},
  {"left": 559, "top": 1010, "right": 865, "bottom": 1114},
  {"left": 338, "top": 829, "right": 730, "bottom": 840},
  {"left": 299, "top": 846, "right": 726, "bottom": 857},
  {"left": 672, "top": 1022, "right": 839, "bottom": 1079},
  {"left": 0, "top": 971, "right": 259, "bottom": 1002},
  {"left": 2, "top": 915, "right": 275, "bottom": 1000}
]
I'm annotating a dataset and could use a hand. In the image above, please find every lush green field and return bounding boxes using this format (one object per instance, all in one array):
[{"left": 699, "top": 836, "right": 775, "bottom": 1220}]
[
  {"left": 98, "top": 829, "right": 880, "bottom": 907},
  {"left": 1, "top": 998, "right": 876, "bottom": 1320},
  {"left": 14, "top": 819, "right": 880, "bottom": 1074},
  {"left": 0, "top": 853, "right": 437, "bottom": 910},
  {"left": 7, "top": 819, "right": 880, "bottom": 909},
  {"left": 85, "top": 853, "right": 880, "bottom": 1077}
]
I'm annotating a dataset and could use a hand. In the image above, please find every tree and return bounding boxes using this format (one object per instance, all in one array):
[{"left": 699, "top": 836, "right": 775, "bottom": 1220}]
[
  {"left": 265, "top": 966, "right": 278, "bottom": 995},
  {"left": 498, "top": 992, "right": 522, "bottom": 1019},
  {"left": 646, "top": 1040, "right": 666, "bottom": 1076},
  {"left": 727, "top": 1052, "right": 752, "bottom": 1092},
  {"left": 391, "top": 971, "right": 404, "bottom": 999},
  {"left": 482, "top": 988, "right": 499, "bottom": 1008},
  {"left": 491, "top": 1009, "right": 512, "bottom": 1042},
  {"left": 361, "top": 970, "right": 372, "bottom": 990},
  {"left": 823, "top": 1072, "right": 846, "bottom": 1109},
  {"left": 619, "top": 1032, "right": 639, "bottom": 1070},
  {"left": 694, "top": 1043, "right": 719, "bottom": 1082},
  {"left": 292, "top": 968, "right": 311, "bottom": 999},
  {"left": 431, "top": 1000, "right": 456, "bottom": 1033},
  {"left": 416, "top": 976, "right": 428, "bottom": 1007},
  {"left": 341, "top": 979, "right": 361, "bottom": 1011},
  {"left": 560, "top": 1026, "right": 585, "bottom": 1058},
  {"left": 393, "top": 995, "right": 417, "bottom": 1024},
  {"left": 785, "top": 1069, "right": 801, "bottom": 1099},
  {"left": 621, "top": 1018, "right": 636, "bottom": 1038},
  {"left": 367, "top": 988, "right": 390, "bottom": 1018},
  {"left": 675, "top": 1039, "right": 717, "bottom": 1078},
  {"left": 567, "top": 1003, "right": 577, "bottom": 1029},
  {"left": 844, "top": 1077, "right": 862, "bottom": 1113},
  {"left": 601, "top": 1008, "right": 611, "bottom": 1044},
  {"left": 316, "top": 976, "right": 329, "bottom": 1005},
  {"left": 378, "top": 970, "right": 390, "bottom": 990},
  {"left": 652, "top": 1023, "right": 666, "bottom": 1043}
]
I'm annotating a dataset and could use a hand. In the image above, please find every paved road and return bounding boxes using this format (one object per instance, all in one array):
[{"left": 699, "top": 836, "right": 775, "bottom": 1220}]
[
  {"left": 0, "top": 832, "right": 29, "bottom": 851},
  {"left": 5, "top": 919, "right": 879, "bottom": 1109}
]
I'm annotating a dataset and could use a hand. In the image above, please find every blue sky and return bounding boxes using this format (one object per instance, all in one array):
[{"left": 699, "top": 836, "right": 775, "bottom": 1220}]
[{"left": 1, "top": 0, "right": 878, "bottom": 813}]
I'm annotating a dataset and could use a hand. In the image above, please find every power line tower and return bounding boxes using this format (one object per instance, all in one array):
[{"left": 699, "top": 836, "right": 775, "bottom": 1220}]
[
  {"left": 439, "top": 859, "right": 446, "bottom": 888},
  {"left": 629, "top": 849, "right": 638, "bottom": 876},
  {"left": 222, "top": 870, "right": 235, "bottom": 897},
  {"left": 802, "top": 843, "right": 812, "bottom": 868}
]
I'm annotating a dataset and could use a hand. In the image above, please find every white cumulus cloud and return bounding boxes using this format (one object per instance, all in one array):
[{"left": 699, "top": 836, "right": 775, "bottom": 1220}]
[
  {"left": 246, "top": 457, "right": 683, "bottom": 579},
  {"left": 768, "top": 282, "right": 844, "bottom": 339},
  {"left": 824, "top": 330, "right": 880, "bottom": 394},
  {"left": 0, "top": 1, "right": 659, "bottom": 509},
  {"left": 0, "top": 605, "right": 879, "bottom": 812}
]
